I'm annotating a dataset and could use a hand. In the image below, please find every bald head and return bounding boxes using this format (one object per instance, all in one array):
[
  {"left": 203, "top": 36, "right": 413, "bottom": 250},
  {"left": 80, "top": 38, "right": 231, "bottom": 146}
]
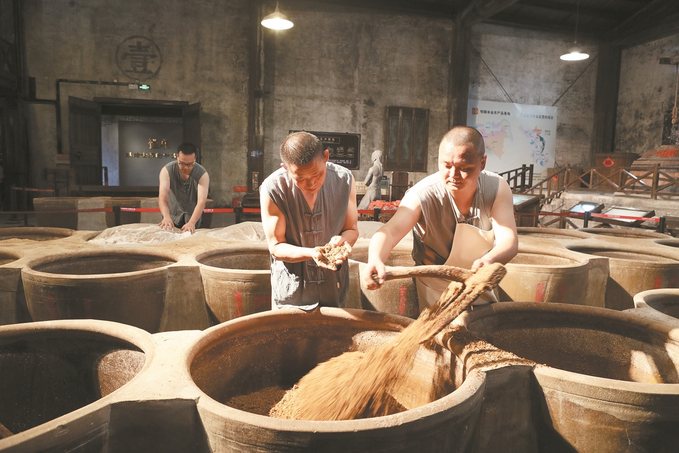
[{"left": 440, "top": 126, "right": 485, "bottom": 157}]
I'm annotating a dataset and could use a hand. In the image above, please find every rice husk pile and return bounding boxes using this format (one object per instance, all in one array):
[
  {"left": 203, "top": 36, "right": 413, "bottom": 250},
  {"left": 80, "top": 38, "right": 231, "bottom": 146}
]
[
  {"left": 270, "top": 263, "right": 508, "bottom": 421},
  {"left": 89, "top": 224, "right": 190, "bottom": 245},
  {"left": 227, "top": 386, "right": 289, "bottom": 416},
  {"left": 441, "top": 325, "right": 535, "bottom": 377}
]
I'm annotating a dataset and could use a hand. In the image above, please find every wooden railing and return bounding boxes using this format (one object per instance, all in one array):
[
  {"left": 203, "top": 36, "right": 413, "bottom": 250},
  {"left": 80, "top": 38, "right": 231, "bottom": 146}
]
[
  {"left": 498, "top": 164, "right": 534, "bottom": 192},
  {"left": 515, "top": 164, "right": 679, "bottom": 202}
]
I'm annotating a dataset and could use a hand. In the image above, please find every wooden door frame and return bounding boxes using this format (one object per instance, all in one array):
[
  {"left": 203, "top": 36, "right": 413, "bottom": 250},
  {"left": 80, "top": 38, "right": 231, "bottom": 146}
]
[{"left": 93, "top": 98, "right": 189, "bottom": 109}]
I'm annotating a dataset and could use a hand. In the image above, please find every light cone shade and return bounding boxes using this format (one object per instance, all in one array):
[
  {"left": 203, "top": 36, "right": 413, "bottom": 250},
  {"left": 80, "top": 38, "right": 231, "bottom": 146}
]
[
  {"left": 261, "top": 6, "right": 293, "bottom": 30},
  {"left": 560, "top": 47, "right": 589, "bottom": 61}
]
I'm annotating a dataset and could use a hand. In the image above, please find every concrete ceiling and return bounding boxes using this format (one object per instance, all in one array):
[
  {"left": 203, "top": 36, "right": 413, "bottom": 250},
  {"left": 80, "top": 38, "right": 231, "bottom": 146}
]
[{"left": 304, "top": 0, "right": 679, "bottom": 48}]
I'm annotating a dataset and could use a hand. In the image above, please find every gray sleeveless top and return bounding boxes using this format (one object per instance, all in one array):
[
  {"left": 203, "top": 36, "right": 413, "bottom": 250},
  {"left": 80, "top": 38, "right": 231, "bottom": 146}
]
[
  {"left": 262, "top": 162, "right": 352, "bottom": 309},
  {"left": 165, "top": 161, "right": 207, "bottom": 227},
  {"left": 410, "top": 170, "right": 501, "bottom": 266}
]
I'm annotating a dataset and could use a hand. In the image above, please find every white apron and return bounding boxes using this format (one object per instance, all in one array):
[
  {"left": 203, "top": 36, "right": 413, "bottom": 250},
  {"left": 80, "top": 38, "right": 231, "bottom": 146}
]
[{"left": 415, "top": 222, "right": 497, "bottom": 312}]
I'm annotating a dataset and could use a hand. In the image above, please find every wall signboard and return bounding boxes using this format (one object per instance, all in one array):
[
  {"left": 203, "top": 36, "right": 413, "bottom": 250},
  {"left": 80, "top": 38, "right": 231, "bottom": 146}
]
[
  {"left": 289, "top": 130, "right": 361, "bottom": 170},
  {"left": 467, "top": 100, "right": 557, "bottom": 179}
]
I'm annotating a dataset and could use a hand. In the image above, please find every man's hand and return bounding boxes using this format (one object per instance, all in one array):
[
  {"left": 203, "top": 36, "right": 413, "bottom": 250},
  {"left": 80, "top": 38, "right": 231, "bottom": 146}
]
[
  {"left": 471, "top": 255, "right": 494, "bottom": 272},
  {"left": 181, "top": 221, "right": 197, "bottom": 234},
  {"left": 311, "top": 247, "right": 331, "bottom": 269},
  {"left": 360, "top": 260, "right": 386, "bottom": 290},
  {"left": 313, "top": 236, "right": 351, "bottom": 270},
  {"left": 329, "top": 235, "right": 351, "bottom": 262},
  {"left": 158, "top": 217, "right": 174, "bottom": 231}
]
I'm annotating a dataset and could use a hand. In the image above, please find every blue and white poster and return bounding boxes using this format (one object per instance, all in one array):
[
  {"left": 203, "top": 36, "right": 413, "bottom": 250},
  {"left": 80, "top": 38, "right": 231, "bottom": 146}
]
[{"left": 468, "top": 100, "right": 557, "bottom": 179}]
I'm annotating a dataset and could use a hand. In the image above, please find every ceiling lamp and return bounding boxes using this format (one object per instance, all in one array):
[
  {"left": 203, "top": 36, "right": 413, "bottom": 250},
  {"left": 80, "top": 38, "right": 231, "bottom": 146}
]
[
  {"left": 261, "top": 2, "right": 294, "bottom": 30},
  {"left": 560, "top": 47, "right": 589, "bottom": 61},
  {"left": 560, "top": 1, "right": 589, "bottom": 61}
]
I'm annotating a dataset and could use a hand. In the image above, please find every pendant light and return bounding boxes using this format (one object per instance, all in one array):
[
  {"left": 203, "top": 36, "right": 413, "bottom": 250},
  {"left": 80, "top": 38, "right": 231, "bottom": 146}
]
[
  {"left": 261, "top": 2, "right": 294, "bottom": 30},
  {"left": 560, "top": 1, "right": 589, "bottom": 61}
]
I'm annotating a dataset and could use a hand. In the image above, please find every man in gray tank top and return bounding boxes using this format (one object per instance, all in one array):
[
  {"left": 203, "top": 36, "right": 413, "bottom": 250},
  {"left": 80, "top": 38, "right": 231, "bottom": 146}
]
[
  {"left": 360, "top": 126, "right": 518, "bottom": 310},
  {"left": 260, "top": 132, "right": 359, "bottom": 310},
  {"left": 158, "top": 142, "right": 210, "bottom": 234}
]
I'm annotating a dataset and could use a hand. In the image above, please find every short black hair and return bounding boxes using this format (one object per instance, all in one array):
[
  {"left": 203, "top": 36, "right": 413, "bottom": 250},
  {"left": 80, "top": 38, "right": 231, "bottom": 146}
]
[
  {"left": 441, "top": 126, "right": 485, "bottom": 157},
  {"left": 280, "top": 132, "right": 325, "bottom": 166},
  {"left": 177, "top": 142, "right": 197, "bottom": 156}
]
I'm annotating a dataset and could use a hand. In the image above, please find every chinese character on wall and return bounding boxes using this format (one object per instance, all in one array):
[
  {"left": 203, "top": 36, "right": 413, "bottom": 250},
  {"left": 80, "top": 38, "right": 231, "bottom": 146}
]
[{"left": 116, "top": 36, "right": 162, "bottom": 81}]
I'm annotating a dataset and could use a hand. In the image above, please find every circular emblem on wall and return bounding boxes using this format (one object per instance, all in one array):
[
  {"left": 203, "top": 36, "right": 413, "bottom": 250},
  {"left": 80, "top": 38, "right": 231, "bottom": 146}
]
[{"left": 115, "top": 35, "right": 162, "bottom": 81}]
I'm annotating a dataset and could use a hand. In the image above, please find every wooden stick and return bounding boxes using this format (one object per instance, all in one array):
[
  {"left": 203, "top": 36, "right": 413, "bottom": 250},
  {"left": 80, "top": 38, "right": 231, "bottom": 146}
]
[{"left": 381, "top": 265, "right": 473, "bottom": 282}]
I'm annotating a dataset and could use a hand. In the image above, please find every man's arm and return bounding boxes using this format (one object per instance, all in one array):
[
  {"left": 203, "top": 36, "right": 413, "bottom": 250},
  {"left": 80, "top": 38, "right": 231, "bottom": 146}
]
[
  {"left": 260, "top": 188, "right": 316, "bottom": 263},
  {"left": 471, "top": 177, "right": 518, "bottom": 271},
  {"left": 158, "top": 167, "right": 174, "bottom": 230},
  {"left": 321, "top": 175, "right": 360, "bottom": 267},
  {"left": 339, "top": 175, "right": 359, "bottom": 247},
  {"left": 360, "top": 190, "right": 421, "bottom": 289},
  {"left": 181, "top": 172, "right": 210, "bottom": 234}
]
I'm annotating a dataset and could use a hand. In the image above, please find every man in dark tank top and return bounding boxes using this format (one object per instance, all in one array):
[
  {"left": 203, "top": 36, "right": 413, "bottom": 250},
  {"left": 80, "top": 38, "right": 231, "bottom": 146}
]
[
  {"left": 260, "top": 132, "right": 359, "bottom": 310},
  {"left": 158, "top": 142, "right": 210, "bottom": 234}
]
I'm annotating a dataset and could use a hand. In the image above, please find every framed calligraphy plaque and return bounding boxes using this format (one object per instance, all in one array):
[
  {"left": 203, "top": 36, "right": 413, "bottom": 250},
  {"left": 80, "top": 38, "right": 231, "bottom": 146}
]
[{"left": 289, "top": 130, "right": 361, "bottom": 170}]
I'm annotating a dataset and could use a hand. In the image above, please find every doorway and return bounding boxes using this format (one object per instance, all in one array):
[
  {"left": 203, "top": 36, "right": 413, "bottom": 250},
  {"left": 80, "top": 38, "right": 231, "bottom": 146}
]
[{"left": 68, "top": 97, "right": 201, "bottom": 188}]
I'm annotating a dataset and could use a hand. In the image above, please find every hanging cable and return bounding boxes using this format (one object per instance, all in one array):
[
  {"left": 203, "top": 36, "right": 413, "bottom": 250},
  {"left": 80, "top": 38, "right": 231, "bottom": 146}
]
[
  {"left": 551, "top": 55, "right": 598, "bottom": 106},
  {"left": 471, "top": 46, "right": 514, "bottom": 104},
  {"left": 672, "top": 63, "right": 678, "bottom": 124}
]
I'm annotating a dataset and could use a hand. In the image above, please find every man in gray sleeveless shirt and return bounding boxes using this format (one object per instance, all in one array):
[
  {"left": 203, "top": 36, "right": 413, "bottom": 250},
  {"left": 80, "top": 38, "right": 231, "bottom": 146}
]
[
  {"left": 261, "top": 132, "right": 359, "bottom": 310},
  {"left": 158, "top": 142, "right": 210, "bottom": 234},
  {"left": 360, "top": 126, "right": 518, "bottom": 311}
]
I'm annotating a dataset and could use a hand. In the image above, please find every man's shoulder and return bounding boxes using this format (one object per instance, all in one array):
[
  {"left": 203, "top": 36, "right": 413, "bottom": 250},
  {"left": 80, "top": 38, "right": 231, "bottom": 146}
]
[
  {"left": 261, "top": 167, "right": 288, "bottom": 191},
  {"left": 411, "top": 173, "right": 442, "bottom": 191},
  {"left": 480, "top": 169, "right": 501, "bottom": 180},
  {"left": 264, "top": 166, "right": 287, "bottom": 181},
  {"left": 404, "top": 174, "right": 444, "bottom": 206},
  {"left": 325, "top": 162, "right": 353, "bottom": 184},
  {"left": 326, "top": 161, "right": 351, "bottom": 176}
]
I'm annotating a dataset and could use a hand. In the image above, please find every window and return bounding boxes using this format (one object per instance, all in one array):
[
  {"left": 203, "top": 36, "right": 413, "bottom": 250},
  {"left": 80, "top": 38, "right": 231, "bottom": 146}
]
[{"left": 385, "top": 106, "right": 429, "bottom": 172}]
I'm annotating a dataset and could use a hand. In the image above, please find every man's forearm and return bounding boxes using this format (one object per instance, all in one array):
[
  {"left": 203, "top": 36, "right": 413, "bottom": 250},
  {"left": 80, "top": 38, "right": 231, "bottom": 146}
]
[
  {"left": 368, "top": 231, "right": 395, "bottom": 264},
  {"left": 270, "top": 242, "right": 315, "bottom": 263},
  {"left": 188, "top": 202, "right": 206, "bottom": 225},
  {"left": 339, "top": 228, "right": 359, "bottom": 247},
  {"left": 483, "top": 236, "right": 518, "bottom": 265},
  {"left": 158, "top": 198, "right": 172, "bottom": 220}
]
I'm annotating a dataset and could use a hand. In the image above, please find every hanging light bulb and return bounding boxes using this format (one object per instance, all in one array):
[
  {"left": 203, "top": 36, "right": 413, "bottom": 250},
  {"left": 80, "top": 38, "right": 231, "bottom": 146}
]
[
  {"left": 560, "top": 1, "right": 589, "bottom": 61},
  {"left": 261, "top": 2, "right": 294, "bottom": 30}
]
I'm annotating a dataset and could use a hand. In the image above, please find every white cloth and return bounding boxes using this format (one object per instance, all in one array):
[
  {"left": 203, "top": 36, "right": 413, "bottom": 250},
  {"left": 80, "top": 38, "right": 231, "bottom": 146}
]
[
  {"left": 407, "top": 171, "right": 502, "bottom": 311},
  {"left": 415, "top": 223, "right": 497, "bottom": 311}
]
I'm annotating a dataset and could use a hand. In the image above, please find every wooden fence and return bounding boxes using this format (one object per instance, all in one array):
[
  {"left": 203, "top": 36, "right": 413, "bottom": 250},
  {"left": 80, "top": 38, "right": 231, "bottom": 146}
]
[
  {"left": 517, "top": 164, "right": 679, "bottom": 202},
  {"left": 498, "top": 164, "right": 534, "bottom": 192}
]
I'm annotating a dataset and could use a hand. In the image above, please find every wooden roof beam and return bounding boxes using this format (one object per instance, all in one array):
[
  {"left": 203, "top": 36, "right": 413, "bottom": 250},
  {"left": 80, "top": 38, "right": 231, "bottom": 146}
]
[
  {"left": 292, "top": 0, "right": 458, "bottom": 18},
  {"left": 484, "top": 14, "right": 601, "bottom": 40},
  {"left": 517, "top": 0, "right": 625, "bottom": 22},
  {"left": 459, "top": 0, "right": 522, "bottom": 26},
  {"left": 607, "top": 0, "right": 679, "bottom": 48}
]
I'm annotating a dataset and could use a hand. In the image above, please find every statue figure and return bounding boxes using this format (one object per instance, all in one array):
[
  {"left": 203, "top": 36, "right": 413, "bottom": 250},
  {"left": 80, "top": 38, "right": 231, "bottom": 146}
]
[{"left": 358, "top": 150, "right": 383, "bottom": 210}]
